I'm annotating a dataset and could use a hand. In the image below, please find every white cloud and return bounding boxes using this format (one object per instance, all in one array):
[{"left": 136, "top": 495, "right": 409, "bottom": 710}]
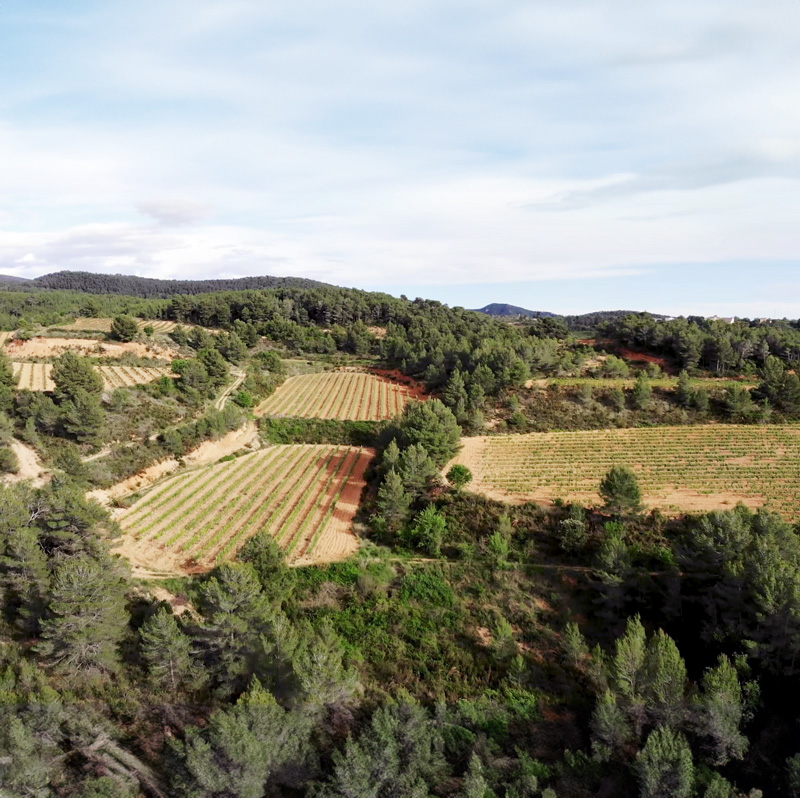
[{"left": 0, "top": 0, "right": 799, "bottom": 291}]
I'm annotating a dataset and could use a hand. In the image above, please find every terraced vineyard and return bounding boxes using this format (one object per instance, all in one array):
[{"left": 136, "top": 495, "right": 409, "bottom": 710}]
[
  {"left": 257, "top": 370, "right": 418, "bottom": 421},
  {"left": 11, "top": 362, "right": 171, "bottom": 391},
  {"left": 12, "top": 362, "right": 55, "bottom": 391},
  {"left": 97, "top": 365, "right": 173, "bottom": 390},
  {"left": 453, "top": 425, "right": 800, "bottom": 519},
  {"left": 118, "top": 444, "right": 372, "bottom": 572},
  {"left": 57, "top": 317, "right": 179, "bottom": 334}
]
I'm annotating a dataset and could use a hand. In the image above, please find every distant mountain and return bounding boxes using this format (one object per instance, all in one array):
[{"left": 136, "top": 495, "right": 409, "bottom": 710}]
[
  {"left": 31, "top": 270, "right": 328, "bottom": 298},
  {"left": 0, "top": 274, "right": 30, "bottom": 284},
  {"left": 472, "top": 303, "right": 555, "bottom": 318}
]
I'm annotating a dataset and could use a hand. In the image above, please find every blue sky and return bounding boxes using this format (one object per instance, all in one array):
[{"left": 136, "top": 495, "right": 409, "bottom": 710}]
[{"left": 1, "top": 1, "right": 799, "bottom": 315}]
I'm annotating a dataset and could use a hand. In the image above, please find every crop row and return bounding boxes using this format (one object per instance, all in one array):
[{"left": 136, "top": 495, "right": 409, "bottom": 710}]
[
  {"left": 258, "top": 371, "right": 413, "bottom": 421},
  {"left": 120, "top": 444, "right": 372, "bottom": 566},
  {"left": 463, "top": 425, "right": 800, "bottom": 519}
]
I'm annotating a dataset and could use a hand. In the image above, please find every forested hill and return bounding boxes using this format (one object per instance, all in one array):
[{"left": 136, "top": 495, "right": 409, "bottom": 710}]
[
  {"left": 30, "top": 270, "right": 328, "bottom": 297},
  {"left": 473, "top": 303, "right": 554, "bottom": 317}
]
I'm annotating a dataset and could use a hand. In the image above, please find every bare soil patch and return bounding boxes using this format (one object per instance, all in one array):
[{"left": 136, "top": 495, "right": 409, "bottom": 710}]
[{"left": 6, "top": 336, "right": 175, "bottom": 360}]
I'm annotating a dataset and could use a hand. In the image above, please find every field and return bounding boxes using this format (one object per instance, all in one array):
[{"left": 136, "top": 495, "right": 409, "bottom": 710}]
[
  {"left": 257, "top": 370, "right": 420, "bottom": 421},
  {"left": 12, "top": 362, "right": 171, "bottom": 391},
  {"left": 452, "top": 425, "right": 800, "bottom": 519},
  {"left": 56, "top": 317, "right": 180, "bottom": 334},
  {"left": 0, "top": 331, "right": 12, "bottom": 347},
  {"left": 12, "top": 362, "right": 55, "bottom": 392},
  {"left": 96, "top": 365, "right": 173, "bottom": 390},
  {"left": 117, "top": 443, "right": 372, "bottom": 573}
]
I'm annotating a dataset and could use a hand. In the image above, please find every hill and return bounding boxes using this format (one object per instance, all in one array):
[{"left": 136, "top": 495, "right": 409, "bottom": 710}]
[
  {"left": 472, "top": 302, "right": 555, "bottom": 317},
  {"left": 30, "top": 270, "right": 328, "bottom": 298},
  {"left": 0, "top": 274, "right": 31, "bottom": 284}
]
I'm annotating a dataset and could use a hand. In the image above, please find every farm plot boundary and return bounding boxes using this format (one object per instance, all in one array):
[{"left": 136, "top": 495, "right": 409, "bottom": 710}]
[
  {"left": 450, "top": 425, "right": 800, "bottom": 520},
  {"left": 257, "top": 370, "right": 419, "bottom": 421},
  {"left": 116, "top": 443, "right": 372, "bottom": 574}
]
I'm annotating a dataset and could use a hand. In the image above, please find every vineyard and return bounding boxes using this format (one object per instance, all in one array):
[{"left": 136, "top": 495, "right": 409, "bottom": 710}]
[
  {"left": 12, "top": 362, "right": 55, "bottom": 392},
  {"left": 12, "top": 362, "right": 171, "bottom": 391},
  {"left": 96, "top": 365, "right": 173, "bottom": 390},
  {"left": 257, "top": 370, "right": 419, "bottom": 421},
  {"left": 453, "top": 425, "right": 800, "bottom": 519},
  {"left": 56, "top": 317, "right": 179, "bottom": 334},
  {"left": 117, "top": 443, "right": 372, "bottom": 572}
]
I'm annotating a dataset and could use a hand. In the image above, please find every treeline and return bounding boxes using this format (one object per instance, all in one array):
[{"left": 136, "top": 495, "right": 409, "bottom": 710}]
[
  {"left": 31, "top": 270, "right": 327, "bottom": 297},
  {"left": 0, "top": 288, "right": 166, "bottom": 330},
  {"left": 162, "top": 287, "right": 581, "bottom": 429},
  {"left": 602, "top": 313, "right": 800, "bottom": 374}
]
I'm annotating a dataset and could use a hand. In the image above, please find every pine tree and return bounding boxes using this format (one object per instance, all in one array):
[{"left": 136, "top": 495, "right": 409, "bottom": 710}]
[
  {"left": 694, "top": 655, "right": 748, "bottom": 765},
  {"left": 110, "top": 314, "right": 139, "bottom": 342},
  {"left": 0, "top": 522, "right": 50, "bottom": 635},
  {"left": 0, "top": 349, "right": 16, "bottom": 412},
  {"left": 376, "top": 470, "right": 412, "bottom": 532},
  {"left": 51, "top": 351, "right": 104, "bottom": 399},
  {"left": 599, "top": 466, "right": 643, "bottom": 515},
  {"left": 636, "top": 727, "right": 694, "bottom": 798},
  {"left": 642, "top": 630, "right": 687, "bottom": 729},
  {"left": 140, "top": 608, "right": 198, "bottom": 692},
  {"left": 398, "top": 443, "right": 437, "bottom": 496},
  {"left": 632, "top": 373, "right": 652, "bottom": 410},
  {"left": 676, "top": 371, "right": 693, "bottom": 408},
  {"left": 462, "top": 753, "right": 490, "bottom": 798},
  {"left": 37, "top": 555, "right": 128, "bottom": 677},
  {"left": 591, "top": 690, "right": 632, "bottom": 761}
]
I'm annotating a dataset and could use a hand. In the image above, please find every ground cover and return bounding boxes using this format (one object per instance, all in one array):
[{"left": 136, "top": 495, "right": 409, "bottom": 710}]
[
  {"left": 449, "top": 425, "right": 800, "bottom": 518},
  {"left": 116, "top": 443, "right": 372, "bottom": 573},
  {"left": 256, "top": 370, "right": 422, "bottom": 421}
]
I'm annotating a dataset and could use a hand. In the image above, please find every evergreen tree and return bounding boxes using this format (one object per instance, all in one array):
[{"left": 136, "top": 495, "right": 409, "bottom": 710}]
[
  {"left": 60, "top": 389, "right": 106, "bottom": 445},
  {"left": 407, "top": 505, "right": 447, "bottom": 556},
  {"left": 693, "top": 655, "right": 748, "bottom": 766},
  {"left": 390, "top": 399, "right": 461, "bottom": 467},
  {"left": 0, "top": 349, "right": 16, "bottom": 412},
  {"left": 376, "top": 470, "right": 412, "bottom": 532},
  {"left": 632, "top": 373, "right": 652, "bottom": 410},
  {"left": 52, "top": 351, "right": 104, "bottom": 399},
  {"left": 642, "top": 630, "right": 687, "bottom": 730},
  {"left": 109, "top": 314, "right": 139, "bottom": 342},
  {"left": 37, "top": 555, "right": 128, "bottom": 677},
  {"left": 398, "top": 443, "right": 437, "bottom": 496},
  {"left": 599, "top": 467, "right": 643, "bottom": 515},
  {"left": 140, "top": 608, "right": 199, "bottom": 692},
  {"left": 446, "top": 464, "right": 473, "bottom": 491},
  {"left": 461, "top": 753, "right": 490, "bottom": 798},
  {"left": 636, "top": 727, "right": 694, "bottom": 798},
  {"left": 676, "top": 370, "right": 693, "bottom": 408},
  {"left": 169, "top": 677, "right": 310, "bottom": 798},
  {"left": 591, "top": 690, "right": 632, "bottom": 761}
]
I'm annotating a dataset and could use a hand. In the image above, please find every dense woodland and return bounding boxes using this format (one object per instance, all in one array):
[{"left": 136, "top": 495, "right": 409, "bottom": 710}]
[{"left": 2, "top": 278, "right": 800, "bottom": 796}]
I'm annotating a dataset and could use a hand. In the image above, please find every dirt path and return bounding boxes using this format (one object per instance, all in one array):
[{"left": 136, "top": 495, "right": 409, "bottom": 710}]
[
  {"left": 89, "top": 420, "right": 259, "bottom": 506},
  {"left": 215, "top": 369, "right": 246, "bottom": 410},
  {"left": 3, "top": 440, "right": 49, "bottom": 487}
]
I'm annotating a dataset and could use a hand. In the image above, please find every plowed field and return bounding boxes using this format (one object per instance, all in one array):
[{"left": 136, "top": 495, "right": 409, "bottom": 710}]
[
  {"left": 450, "top": 426, "right": 800, "bottom": 519},
  {"left": 117, "top": 444, "right": 372, "bottom": 572},
  {"left": 257, "top": 371, "right": 417, "bottom": 421}
]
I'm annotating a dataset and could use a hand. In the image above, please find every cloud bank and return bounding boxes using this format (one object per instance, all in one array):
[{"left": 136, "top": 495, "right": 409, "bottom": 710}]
[{"left": 0, "top": 0, "right": 798, "bottom": 306}]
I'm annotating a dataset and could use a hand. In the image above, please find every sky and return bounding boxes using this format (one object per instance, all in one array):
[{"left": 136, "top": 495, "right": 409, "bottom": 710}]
[{"left": 1, "top": 0, "right": 799, "bottom": 316}]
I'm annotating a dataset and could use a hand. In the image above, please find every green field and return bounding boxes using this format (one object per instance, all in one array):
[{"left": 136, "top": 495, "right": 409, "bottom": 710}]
[{"left": 455, "top": 425, "right": 800, "bottom": 518}]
